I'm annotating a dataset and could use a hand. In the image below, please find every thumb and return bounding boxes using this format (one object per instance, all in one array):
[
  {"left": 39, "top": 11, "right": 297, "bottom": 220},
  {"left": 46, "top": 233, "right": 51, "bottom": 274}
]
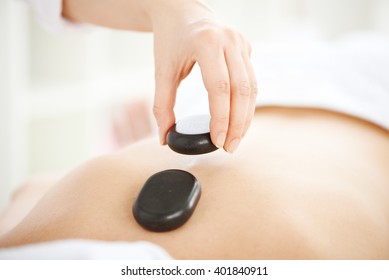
[{"left": 153, "top": 65, "right": 178, "bottom": 145}]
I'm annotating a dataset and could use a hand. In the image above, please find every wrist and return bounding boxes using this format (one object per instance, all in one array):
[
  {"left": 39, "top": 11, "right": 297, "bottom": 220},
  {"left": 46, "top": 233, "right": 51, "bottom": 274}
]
[{"left": 141, "top": 0, "right": 216, "bottom": 30}]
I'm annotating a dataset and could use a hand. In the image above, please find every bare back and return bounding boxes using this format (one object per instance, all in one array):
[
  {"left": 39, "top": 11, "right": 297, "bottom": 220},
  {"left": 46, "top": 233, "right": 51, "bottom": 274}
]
[{"left": 1, "top": 107, "right": 388, "bottom": 259}]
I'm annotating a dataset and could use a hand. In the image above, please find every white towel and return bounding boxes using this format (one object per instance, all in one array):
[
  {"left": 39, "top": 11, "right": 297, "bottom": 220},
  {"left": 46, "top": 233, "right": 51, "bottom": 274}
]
[
  {"left": 252, "top": 32, "right": 389, "bottom": 130},
  {"left": 0, "top": 239, "right": 172, "bottom": 260}
]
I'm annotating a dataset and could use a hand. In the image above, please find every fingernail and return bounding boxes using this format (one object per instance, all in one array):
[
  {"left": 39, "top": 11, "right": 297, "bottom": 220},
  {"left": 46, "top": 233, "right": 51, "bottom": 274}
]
[
  {"left": 215, "top": 133, "right": 226, "bottom": 149},
  {"left": 227, "top": 138, "right": 240, "bottom": 153}
]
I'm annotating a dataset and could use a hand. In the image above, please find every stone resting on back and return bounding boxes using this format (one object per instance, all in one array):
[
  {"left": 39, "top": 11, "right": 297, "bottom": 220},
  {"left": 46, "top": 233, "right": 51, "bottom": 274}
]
[{"left": 0, "top": 107, "right": 388, "bottom": 259}]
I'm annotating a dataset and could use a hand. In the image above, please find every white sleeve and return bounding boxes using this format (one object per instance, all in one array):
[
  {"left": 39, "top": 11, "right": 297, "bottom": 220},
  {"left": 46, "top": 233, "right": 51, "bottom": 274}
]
[{"left": 23, "top": 0, "right": 90, "bottom": 32}]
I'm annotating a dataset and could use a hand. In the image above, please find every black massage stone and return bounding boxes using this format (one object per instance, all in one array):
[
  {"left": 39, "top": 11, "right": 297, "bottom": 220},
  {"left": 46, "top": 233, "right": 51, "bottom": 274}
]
[
  {"left": 133, "top": 169, "right": 201, "bottom": 232},
  {"left": 166, "top": 115, "right": 218, "bottom": 155}
]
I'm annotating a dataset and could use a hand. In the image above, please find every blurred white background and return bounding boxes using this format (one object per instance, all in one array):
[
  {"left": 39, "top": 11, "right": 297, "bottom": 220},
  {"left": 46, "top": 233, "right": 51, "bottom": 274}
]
[{"left": 0, "top": 0, "right": 388, "bottom": 211}]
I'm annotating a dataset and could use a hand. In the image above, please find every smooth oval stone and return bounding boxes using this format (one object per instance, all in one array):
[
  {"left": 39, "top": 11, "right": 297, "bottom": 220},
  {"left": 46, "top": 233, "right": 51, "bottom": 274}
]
[
  {"left": 166, "top": 115, "right": 218, "bottom": 155},
  {"left": 133, "top": 169, "right": 201, "bottom": 232}
]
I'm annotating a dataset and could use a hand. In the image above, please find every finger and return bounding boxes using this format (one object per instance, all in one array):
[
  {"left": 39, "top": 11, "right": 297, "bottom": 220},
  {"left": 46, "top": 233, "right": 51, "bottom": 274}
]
[
  {"left": 153, "top": 64, "right": 178, "bottom": 145},
  {"left": 224, "top": 47, "right": 251, "bottom": 153},
  {"left": 241, "top": 49, "right": 258, "bottom": 137},
  {"left": 197, "top": 50, "right": 231, "bottom": 149}
]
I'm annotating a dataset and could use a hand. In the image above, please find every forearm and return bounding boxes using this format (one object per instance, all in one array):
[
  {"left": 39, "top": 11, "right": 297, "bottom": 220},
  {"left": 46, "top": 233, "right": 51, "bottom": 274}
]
[{"left": 62, "top": 0, "right": 214, "bottom": 32}]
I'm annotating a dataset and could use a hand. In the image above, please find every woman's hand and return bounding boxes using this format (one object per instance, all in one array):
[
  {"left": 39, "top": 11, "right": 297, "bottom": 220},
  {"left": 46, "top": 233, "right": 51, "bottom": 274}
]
[
  {"left": 63, "top": 0, "right": 257, "bottom": 153},
  {"left": 148, "top": 1, "right": 258, "bottom": 153}
]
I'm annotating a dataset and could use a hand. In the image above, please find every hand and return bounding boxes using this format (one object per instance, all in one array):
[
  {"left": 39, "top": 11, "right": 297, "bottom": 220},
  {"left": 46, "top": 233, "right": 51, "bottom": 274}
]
[
  {"left": 62, "top": 0, "right": 257, "bottom": 153},
  {"left": 149, "top": 1, "right": 258, "bottom": 153}
]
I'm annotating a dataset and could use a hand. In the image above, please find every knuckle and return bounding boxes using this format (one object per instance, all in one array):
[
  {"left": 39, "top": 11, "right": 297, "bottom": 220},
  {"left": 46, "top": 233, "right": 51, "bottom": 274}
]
[
  {"left": 222, "top": 26, "right": 240, "bottom": 42},
  {"left": 152, "top": 103, "right": 175, "bottom": 128},
  {"left": 216, "top": 80, "right": 230, "bottom": 93},
  {"left": 195, "top": 27, "right": 220, "bottom": 44},
  {"left": 223, "top": 26, "right": 236, "bottom": 39},
  {"left": 152, "top": 104, "right": 166, "bottom": 120},
  {"left": 209, "top": 80, "right": 230, "bottom": 97},
  {"left": 236, "top": 81, "right": 251, "bottom": 97}
]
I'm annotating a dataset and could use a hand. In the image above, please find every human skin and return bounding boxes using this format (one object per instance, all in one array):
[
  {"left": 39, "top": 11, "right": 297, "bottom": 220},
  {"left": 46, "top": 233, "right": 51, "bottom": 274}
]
[
  {"left": 62, "top": 0, "right": 257, "bottom": 152},
  {"left": 0, "top": 99, "right": 153, "bottom": 236},
  {"left": 0, "top": 107, "right": 388, "bottom": 259}
]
